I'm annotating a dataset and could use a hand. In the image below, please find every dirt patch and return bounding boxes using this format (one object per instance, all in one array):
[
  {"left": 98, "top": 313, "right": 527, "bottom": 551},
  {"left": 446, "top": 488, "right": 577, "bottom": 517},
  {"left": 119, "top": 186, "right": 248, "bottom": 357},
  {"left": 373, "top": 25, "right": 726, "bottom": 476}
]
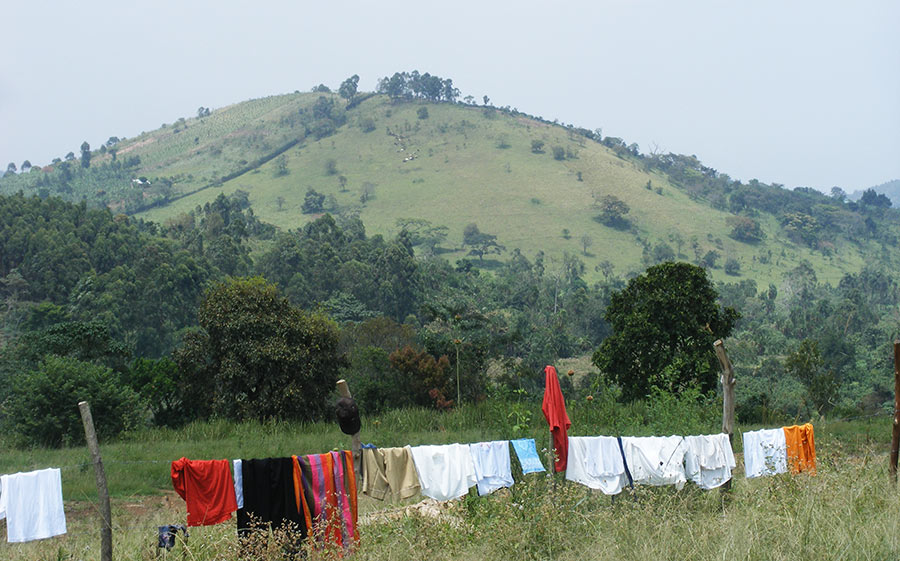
[{"left": 118, "top": 137, "right": 156, "bottom": 155}]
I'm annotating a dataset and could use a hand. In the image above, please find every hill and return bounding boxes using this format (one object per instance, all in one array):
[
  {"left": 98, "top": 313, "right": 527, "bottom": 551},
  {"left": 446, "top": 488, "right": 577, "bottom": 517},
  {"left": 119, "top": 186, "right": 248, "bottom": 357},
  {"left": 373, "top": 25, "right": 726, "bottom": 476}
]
[
  {"left": 851, "top": 179, "right": 900, "bottom": 205},
  {"left": 2, "top": 90, "right": 897, "bottom": 286}
]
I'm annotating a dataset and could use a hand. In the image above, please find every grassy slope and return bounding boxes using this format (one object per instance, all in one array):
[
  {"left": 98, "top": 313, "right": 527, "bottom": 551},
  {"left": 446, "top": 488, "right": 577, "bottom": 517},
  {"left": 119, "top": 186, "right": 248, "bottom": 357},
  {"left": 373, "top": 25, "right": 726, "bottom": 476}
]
[{"left": 122, "top": 93, "right": 865, "bottom": 285}]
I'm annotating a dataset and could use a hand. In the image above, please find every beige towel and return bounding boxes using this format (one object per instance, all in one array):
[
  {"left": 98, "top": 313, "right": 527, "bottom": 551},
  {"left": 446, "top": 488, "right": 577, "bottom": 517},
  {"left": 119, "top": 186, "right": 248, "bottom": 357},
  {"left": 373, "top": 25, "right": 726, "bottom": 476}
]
[{"left": 362, "top": 446, "right": 421, "bottom": 501}]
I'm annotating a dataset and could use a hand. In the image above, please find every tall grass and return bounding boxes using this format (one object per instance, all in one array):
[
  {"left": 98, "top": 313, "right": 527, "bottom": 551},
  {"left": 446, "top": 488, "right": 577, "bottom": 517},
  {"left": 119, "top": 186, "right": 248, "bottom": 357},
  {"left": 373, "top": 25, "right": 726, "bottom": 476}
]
[{"left": 0, "top": 399, "right": 892, "bottom": 559}]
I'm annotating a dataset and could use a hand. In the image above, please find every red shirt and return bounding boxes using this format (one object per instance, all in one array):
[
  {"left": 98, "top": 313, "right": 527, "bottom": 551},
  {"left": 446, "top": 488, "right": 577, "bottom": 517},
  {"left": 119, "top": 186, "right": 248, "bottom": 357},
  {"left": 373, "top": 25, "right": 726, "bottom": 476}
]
[
  {"left": 171, "top": 458, "right": 238, "bottom": 526},
  {"left": 541, "top": 365, "right": 571, "bottom": 472}
]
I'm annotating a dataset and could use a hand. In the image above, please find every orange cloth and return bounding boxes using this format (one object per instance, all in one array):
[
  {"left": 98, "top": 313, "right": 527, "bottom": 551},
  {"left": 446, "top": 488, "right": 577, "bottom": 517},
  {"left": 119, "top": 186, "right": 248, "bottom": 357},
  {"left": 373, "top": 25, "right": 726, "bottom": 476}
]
[
  {"left": 541, "top": 365, "right": 571, "bottom": 472},
  {"left": 782, "top": 423, "right": 816, "bottom": 475},
  {"left": 171, "top": 457, "right": 238, "bottom": 526}
]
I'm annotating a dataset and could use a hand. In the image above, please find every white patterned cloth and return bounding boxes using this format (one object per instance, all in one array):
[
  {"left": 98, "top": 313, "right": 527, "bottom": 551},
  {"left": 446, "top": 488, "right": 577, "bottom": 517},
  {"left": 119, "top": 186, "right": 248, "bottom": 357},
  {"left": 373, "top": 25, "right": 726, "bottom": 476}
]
[
  {"left": 742, "top": 428, "right": 787, "bottom": 478},
  {"left": 409, "top": 443, "right": 477, "bottom": 501},
  {"left": 566, "top": 436, "right": 629, "bottom": 495},
  {"left": 683, "top": 434, "right": 736, "bottom": 489}
]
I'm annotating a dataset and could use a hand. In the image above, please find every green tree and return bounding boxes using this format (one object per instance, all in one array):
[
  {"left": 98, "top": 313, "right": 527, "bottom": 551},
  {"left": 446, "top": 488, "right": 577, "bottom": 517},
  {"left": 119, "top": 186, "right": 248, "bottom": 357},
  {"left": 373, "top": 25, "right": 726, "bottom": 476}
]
[
  {"left": 339, "top": 75, "right": 360, "bottom": 100},
  {"left": 552, "top": 146, "right": 565, "bottom": 161},
  {"left": 417, "top": 106, "right": 429, "bottom": 120},
  {"left": 302, "top": 189, "right": 325, "bottom": 214},
  {"left": 5, "top": 356, "right": 144, "bottom": 447},
  {"left": 784, "top": 339, "right": 839, "bottom": 414},
  {"left": 531, "top": 139, "right": 545, "bottom": 154},
  {"left": 462, "top": 223, "right": 504, "bottom": 261},
  {"left": 727, "top": 216, "right": 764, "bottom": 243},
  {"left": 592, "top": 262, "right": 739, "bottom": 400},
  {"left": 173, "top": 277, "right": 342, "bottom": 422},
  {"left": 274, "top": 155, "right": 289, "bottom": 177},
  {"left": 594, "top": 194, "right": 631, "bottom": 228},
  {"left": 80, "top": 141, "right": 91, "bottom": 169}
]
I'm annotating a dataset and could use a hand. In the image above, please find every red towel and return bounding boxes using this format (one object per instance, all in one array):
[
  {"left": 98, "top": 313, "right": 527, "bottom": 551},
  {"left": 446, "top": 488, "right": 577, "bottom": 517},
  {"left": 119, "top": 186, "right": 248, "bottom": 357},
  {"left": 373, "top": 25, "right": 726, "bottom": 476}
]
[
  {"left": 171, "top": 458, "right": 238, "bottom": 526},
  {"left": 541, "top": 365, "right": 571, "bottom": 472}
]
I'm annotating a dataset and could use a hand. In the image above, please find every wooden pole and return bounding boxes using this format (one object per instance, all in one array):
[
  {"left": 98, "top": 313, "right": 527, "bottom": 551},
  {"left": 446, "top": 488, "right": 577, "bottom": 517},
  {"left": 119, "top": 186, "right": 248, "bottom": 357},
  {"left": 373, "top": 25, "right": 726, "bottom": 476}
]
[
  {"left": 713, "top": 339, "right": 736, "bottom": 443},
  {"left": 78, "top": 401, "right": 112, "bottom": 561},
  {"left": 890, "top": 341, "right": 900, "bottom": 483},
  {"left": 713, "top": 339, "right": 736, "bottom": 494},
  {"left": 336, "top": 380, "right": 362, "bottom": 480}
]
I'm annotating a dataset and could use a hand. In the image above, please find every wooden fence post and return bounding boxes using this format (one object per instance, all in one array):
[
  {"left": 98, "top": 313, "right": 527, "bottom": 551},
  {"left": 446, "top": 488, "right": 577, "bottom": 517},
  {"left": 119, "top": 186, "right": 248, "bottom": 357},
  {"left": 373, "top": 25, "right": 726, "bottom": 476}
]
[
  {"left": 713, "top": 339, "right": 736, "bottom": 443},
  {"left": 78, "top": 401, "right": 112, "bottom": 561},
  {"left": 336, "top": 380, "right": 362, "bottom": 481},
  {"left": 713, "top": 339, "right": 736, "bottom": 493},
  {"left": 890, "top": 341, "right": 900, "bottom": 483}
]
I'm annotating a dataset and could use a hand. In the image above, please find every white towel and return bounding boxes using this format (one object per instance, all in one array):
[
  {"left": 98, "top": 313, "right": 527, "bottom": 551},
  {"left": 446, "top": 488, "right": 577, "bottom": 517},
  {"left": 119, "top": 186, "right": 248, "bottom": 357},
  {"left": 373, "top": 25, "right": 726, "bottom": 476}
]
[
  {"left": 621, "top": 436, "right": 687, "bottom": 489},
  {"left": 409, "top": 443, "right": 477, "bottom": 501},
  {"left": 0, "top": 468, "right": 67, "bottom": 543},
  {"left": 742, "top": 428, "right": 787, "bottom": 478},
  {"left": 683, "top": 434, "right": 736, "bottom": 489},
  {"left": 469, "top": 441, "right": 514, "bottom": 496},
  {"left": 566, "top": 436, "right": 629, "bottom": 495}
]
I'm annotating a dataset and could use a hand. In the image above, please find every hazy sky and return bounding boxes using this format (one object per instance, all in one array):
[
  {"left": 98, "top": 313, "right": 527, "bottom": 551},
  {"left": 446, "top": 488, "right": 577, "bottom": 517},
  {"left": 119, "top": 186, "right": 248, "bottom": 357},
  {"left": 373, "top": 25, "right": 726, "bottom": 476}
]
[{"left": 2, "top": 0, "right": 897, "bottom": 192}]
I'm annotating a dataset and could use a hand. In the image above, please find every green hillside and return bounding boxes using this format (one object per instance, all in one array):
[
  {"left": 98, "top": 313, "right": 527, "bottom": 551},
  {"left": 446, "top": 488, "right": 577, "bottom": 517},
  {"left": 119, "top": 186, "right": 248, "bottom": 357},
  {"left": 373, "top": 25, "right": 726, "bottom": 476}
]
[{"left": 2, "top": 91, "right": 893, "bottom": 285}]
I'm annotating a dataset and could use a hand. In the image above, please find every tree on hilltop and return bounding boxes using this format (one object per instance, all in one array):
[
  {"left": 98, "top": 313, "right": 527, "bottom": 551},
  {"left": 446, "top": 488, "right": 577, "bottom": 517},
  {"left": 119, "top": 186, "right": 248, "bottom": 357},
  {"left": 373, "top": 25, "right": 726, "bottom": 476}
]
[{"left": 339, "top": 74, "right": 360, "bottom": 101}]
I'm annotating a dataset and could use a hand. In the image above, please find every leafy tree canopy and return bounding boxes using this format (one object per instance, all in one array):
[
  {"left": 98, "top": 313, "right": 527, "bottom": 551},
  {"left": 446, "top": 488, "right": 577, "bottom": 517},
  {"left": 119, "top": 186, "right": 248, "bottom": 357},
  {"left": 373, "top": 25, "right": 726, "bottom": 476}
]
[
  {"left": 174, "top": 276, "right": 342, "bottom": 422},
  {"left": 592, "top": 262, "right": 738, "bottom": 400}
]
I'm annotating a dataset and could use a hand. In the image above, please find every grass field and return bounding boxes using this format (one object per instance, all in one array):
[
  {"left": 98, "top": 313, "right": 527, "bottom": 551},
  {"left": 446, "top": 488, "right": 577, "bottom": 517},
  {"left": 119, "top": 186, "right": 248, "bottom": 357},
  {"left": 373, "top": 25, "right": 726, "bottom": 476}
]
[
  {"left": 131, "top": 94, "right": 867, "bottom": 286},
  {"left": 0, "top": 400, "right": 894, "bottom": 560}
]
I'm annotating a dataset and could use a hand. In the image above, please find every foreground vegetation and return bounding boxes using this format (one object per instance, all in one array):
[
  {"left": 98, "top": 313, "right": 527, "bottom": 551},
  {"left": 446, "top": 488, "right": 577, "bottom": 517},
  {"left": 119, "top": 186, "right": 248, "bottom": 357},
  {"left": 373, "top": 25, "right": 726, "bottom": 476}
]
[{"left": 0, "top": 406, "right": 893, "bottom": 560}]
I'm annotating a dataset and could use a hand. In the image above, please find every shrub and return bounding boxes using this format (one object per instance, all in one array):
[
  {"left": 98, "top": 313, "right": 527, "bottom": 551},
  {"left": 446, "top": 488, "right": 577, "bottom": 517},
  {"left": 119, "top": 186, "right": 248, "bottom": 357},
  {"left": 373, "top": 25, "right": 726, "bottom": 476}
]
[
  {"left": 531, "top": 139, "right": 545, "bottom": 154},
  {"left": 725, "top": 257, "right": 741, "bottom": 276},
  {"left": 4, "top": 356, "right": 144, "bottom": 447},
  {"left": 552, "top": 146, "right": 565, "bottom": 161},
  {"left": 417, "top": 107, "right": 429, "bottom": 120}
]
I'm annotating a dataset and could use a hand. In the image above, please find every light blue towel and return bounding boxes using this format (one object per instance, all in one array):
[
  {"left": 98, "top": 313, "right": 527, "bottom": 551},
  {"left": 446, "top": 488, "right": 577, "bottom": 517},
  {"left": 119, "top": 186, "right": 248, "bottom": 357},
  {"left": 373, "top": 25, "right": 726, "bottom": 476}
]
[{"left": 510, "top": 438, "right": 546, "bottom": 474}]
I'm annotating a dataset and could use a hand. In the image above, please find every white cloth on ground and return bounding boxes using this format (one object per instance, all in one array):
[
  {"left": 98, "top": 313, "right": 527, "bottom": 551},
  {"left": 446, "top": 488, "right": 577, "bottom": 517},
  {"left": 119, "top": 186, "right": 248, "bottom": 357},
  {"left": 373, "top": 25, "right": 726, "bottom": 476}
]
[
  {"left": 565, "top": 436, "right": 629, "bottom": 495},
  {"left": 683, "top": 434, "right": 736, "bottom": 489},
  {"left": 232, "top": 459, "right": 244, "bottom": 509},
  {"left": 621, "top": 435, "right": 687, "bottom": 490},
  {"left": 468, "top": 440, "right": 514, "bottom": 496},
  {"left": 0, "top": 468, "right": 67, "bottom": 543},
  {"left": 409, "top": 443, "right": 477, "bottom": 501},
  {"left": 742, "top": 428, "right": 787, "bottom": 478}
]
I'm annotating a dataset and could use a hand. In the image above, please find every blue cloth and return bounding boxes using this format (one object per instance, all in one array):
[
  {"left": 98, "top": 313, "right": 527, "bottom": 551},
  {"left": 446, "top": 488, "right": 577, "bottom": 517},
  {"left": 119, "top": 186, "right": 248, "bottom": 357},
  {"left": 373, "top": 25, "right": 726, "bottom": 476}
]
[{"left": 510, "top": 438, "right": 546, "bottom": 474}]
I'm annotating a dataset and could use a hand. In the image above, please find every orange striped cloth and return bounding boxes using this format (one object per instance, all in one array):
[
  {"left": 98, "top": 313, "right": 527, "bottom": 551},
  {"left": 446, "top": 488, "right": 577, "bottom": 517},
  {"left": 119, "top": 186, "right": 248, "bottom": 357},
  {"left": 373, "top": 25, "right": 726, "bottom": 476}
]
[
  {"left": 292, "top": 451, "right": 358, "bottom": 554},
  {"left": 782, "top": 423, "right": 816, "bottom": 475}
]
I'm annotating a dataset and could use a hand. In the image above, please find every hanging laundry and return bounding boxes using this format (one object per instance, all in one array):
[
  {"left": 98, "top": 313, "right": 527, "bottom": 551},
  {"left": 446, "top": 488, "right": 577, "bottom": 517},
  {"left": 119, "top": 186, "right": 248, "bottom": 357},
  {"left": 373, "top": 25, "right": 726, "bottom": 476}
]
[
  {"left": 232, "top": 459, "right": 244, "bottom": 509},
  {"left": 783, "top": 423, "right": 816, "bottom": 475},
  {"left": 742, "top": 428, "right": 788, "bottom": 478},
  {"left": 566, "top": 436, "right": 630, "bottom": 495},
  {"left": 541, "top": 365, "right": 571, "bottom": 472},
  {"left": 510, "top": 438, "right": 546, "bottom": 474},
  {"left": 295, "top": 451, "right": 358, "bottom": 551},
  {"left": 0, "top": 468, "right": 67, "bottom": 543},
  {"left": 171, "top": 458, "right": 238, "bottom": 527},
  {"left": 683, "top": 434, "right": 737, "bottom": 490},
  {"left": 360, "top": 446, "right": 421, "bottom": 501},
  {"left": 409, "top": 443, "right": 477, "bottom": 501},
  {"left": 468, "top": 441, "right": 514, "bottom": 496},
  {"left": 237, "top": 457, "right": 306, "bottom": 536},
  {"left": 621, "top": 436, "right": 687, "bottom": 489}
]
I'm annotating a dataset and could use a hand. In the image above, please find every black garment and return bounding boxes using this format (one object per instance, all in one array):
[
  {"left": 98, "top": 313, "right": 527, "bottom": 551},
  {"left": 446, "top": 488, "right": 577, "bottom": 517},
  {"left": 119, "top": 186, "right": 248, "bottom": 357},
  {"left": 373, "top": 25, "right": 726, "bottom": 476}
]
[
  {"left": 236, "top": 457, "right": 307, "bottom": 538},
  {"left": 336, "top": 397, "right": 361, "bottom": 435},
  {"left": 157, "top": 524, "right": 188, "bottom": 550}
]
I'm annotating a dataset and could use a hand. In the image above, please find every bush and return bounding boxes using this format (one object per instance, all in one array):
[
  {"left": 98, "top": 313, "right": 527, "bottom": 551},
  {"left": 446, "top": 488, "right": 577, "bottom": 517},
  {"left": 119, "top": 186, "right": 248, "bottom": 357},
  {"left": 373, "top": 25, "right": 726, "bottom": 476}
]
[
  {"left": 552, "top": 146, "right": 565, "bottom": 161},
  {"left": 417, "top": 106, "right": 429, "bottom": 120},
  {"left": 725, "top": 257, "right": 741, "bottom": 276},
  {"left": 531, "top": 140, "right": 545, "bottom": 154},
  {"left": 4, "top": 356, "right": 144, "bottom": 447}
]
